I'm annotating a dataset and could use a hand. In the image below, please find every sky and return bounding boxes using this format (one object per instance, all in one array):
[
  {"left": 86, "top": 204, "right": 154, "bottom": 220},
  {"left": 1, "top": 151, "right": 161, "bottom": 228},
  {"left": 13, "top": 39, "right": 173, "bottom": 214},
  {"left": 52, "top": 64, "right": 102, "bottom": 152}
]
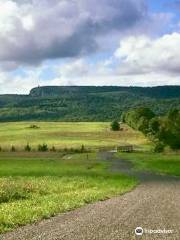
[{"left": 0, "top": 0, "right": 180, "bottom": 94}]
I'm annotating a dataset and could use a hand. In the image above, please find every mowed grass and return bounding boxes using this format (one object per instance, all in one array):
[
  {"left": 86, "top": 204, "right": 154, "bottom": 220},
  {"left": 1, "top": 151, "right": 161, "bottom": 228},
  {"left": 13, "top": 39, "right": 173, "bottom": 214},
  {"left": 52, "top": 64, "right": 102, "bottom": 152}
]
[
  {"left": 0, "top": 152, "right": 137, "bottom": 233},
  {"left": 0, "top": 122, "right": 148, "bottom": 150},
  {"left": 118, "top": 152, "right": 180, "bottom": 177}
]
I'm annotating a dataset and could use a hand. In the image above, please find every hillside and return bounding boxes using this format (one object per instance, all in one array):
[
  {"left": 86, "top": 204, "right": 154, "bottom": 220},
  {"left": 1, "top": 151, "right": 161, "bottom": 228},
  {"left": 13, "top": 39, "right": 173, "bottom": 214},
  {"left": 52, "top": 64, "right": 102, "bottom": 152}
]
[
  {"left": 0, "top": 86, "right": 179, "bottom": 122},
  {"left": 29, "top": 86, "right": 180, "bottom": 99}
]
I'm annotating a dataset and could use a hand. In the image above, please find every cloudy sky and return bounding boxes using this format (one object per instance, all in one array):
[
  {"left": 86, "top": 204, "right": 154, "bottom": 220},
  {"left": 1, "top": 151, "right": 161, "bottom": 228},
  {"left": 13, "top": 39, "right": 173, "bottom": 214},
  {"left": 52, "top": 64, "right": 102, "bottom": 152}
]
[{"left": 0, "top": 0, "right": 180, "bottom": 94}]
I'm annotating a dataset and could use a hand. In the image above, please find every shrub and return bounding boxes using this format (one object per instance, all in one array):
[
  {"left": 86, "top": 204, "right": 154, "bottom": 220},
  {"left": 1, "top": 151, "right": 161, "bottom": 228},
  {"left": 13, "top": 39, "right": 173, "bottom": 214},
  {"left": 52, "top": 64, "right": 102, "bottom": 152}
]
[
  {"left": 0, "top": 179, "right": 48, "bottom": 204},
  {"left": 29, "top": 124, "right": 40, "bottom": 129},
  {"left": 11, "top": 146, "right": 16, "bottom": 152},
  {"left": 0, "top": 146, "right": 2, "bottom": 152},
  {"left": 111, "top": 120, "right": 120, "bottom": 131},
  {"left": 50, "top": 146, "right": 56, "bottom": 152},
  {"left": 24, "top": 143, "right": 31, "bottom": 152},
  {"left": 38, "top": 143, "right": 48, "bottom": 152},
  {"left": 81, "top": 144, "right": 85, "bottom": 153},
  {"left": 154, "top": 142, "right": 165, "bottom": 153},
  {"left": 0, "top": 181, "right": 28, "bottom": 203},
  {"left": 63, "top": 147, "right": 68, "bottom": 152}
]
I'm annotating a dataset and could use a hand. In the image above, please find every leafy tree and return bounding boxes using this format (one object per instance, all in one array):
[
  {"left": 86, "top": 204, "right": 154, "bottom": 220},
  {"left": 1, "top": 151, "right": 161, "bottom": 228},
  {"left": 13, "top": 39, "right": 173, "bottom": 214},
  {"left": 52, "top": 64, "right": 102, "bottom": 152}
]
[
  {"left": 121, "top": 112, "right": 126, "bottom": 123},
  {"left": 111, "top": 120, "right": 120, "bottom": 131},
  {"left": 11, "top": 146, "right": 16, "bottom": 152},
  {"left": 24, "top": 143, "right": 31, "bottom": 152},
  {"left": 50, "top": 146, "right": 56, "bottom": 152},
  {"left": 81, "top": 144, "right": 85, "bottom": 153},
  {"left": 138, "top": 117, "right": 150, "bottom": 134},
  {"left": 148, "top": 117, "right": 160, "bottom": 135},
  {"left": 38, "top": 143, "right": 48, "bottom": 152},
  {"left": 29, "top": 124, "right": 40, "bottom": 129},
  {"left": 158, "top": 109, "right": 180, "bottom": 149},
  {"left": 153, "top": 141, "right": 165, "bottom": 153},
  {"left": 123, "top": 107, "right": 155, "bottom": 134}
]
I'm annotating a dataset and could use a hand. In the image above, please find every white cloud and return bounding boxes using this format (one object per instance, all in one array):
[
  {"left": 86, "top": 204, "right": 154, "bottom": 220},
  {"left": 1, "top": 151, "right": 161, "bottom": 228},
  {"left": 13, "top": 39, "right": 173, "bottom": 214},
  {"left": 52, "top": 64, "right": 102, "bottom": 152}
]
[
  {"left": 0, "top": 0, "right": 179, "bottom": 94},
  {"left": 22, "top": 15, "right": 34, "bottom": 31},
  {"left": 0, "top": 1, "right": 19, "bottom": 34},
  {"left": 115, "top": 32, "right": 180, "bottom": 76},
  {"left": 1, "top": 52, "right": 180, "bottom": 94},
  {"left": 52, "top": 46, "right": 180, "bottom": 87},
  {"left": 0, "top": 0, "right": 171, "bottom": 68},
  {"left": 58, "top": 59, "right": 90, "bottom": 79},
  {"left": 51, "top": 33, "right": 180, "bottom": 87}
]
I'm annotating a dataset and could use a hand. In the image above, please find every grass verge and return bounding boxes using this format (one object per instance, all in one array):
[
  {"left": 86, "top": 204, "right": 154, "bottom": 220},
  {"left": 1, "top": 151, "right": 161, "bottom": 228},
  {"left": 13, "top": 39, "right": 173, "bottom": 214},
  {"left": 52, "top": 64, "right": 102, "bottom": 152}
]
[
  {"left": 0, "top": 152, "right": 137, "bottom": 233},
  {"left": 117, "top": 152, "right": 180, "bottom": 177}
]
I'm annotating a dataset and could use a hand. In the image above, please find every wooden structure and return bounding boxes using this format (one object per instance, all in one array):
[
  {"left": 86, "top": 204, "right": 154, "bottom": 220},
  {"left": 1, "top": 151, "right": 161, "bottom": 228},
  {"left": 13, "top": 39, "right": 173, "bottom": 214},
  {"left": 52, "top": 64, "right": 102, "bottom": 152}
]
[
  {"left": 98, "top": 145, "right": 134, "bottom": 153},
  {"left": 117, "top": 145, "right": 134, "bottom": 153}
]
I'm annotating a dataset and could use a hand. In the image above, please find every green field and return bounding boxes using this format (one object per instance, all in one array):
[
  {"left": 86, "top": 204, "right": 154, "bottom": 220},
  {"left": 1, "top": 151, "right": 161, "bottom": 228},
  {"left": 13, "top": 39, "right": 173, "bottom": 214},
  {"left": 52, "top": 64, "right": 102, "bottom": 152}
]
[
  {"left": 0, "top": 121, "right": 144, "bottom": 233},
  {"left": 0, "top": 152, "right": 137, "bottom": 233},
  {"left": 0, "top": 122, "right": 148, "bottom": 150},
  {"left": 0, "top": 121, "right": 179, "bottom": 234},
  {"left": 118, "top": 152, "right": 180, "bottom": 176}
]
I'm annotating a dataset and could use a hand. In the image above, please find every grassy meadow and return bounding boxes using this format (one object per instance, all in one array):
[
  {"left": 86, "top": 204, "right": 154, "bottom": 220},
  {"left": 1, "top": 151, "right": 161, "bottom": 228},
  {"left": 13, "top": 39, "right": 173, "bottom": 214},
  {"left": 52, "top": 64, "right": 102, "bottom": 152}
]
[
  {"left": 0, "top": 121, "right": 179, "bottom": 233},
  {"left": 117, "top": 152, "right": 180, "bottom": 177},
  {"left": 0, "top": 122, "right": 143, "bottom": 233},
  {"left": 0, "top": 122, "right": 148, "bottom": 150},
  {"left": 0, "top": 152, "right": 137, "bottom": 233}
]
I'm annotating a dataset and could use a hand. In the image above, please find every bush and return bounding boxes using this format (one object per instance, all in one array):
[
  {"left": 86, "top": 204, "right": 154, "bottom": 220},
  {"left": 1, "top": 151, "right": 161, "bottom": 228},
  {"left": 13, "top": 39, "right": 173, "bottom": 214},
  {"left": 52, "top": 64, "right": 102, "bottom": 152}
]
[
  {"left": 111, "top": 120, "right": 120, "bottom": 131},
  {"left": 29, "top": 124, "right": 40, "bottom": 129},
  {"left": 154, "top": 142, "right": 165, "bottom": 153},
  {"left": 24, "top": 143, "right": 31, "bottom": 152},
  {"left": 0, "top": 181, "right": 28, "bottom": 203},
  {"left": 63, "top": 147, "right": 68, "bottom": 152},
  {"left": 50, "top": 146, "right": 56, "bottom": 152},
  {"left": 38, "top": 143, "right": 48, "bottom": 152},
  {"left": 11, "top": 146, "right": 16, "bottom": 152},
  {"left": 0, "top": 146, "right": 2, "bottom": 152},
  {"left": 148, "top": 118, "right": 160, "bottom": 135},
  {"left": 81, "top": 144, "right": 85, "bottom": 153}
]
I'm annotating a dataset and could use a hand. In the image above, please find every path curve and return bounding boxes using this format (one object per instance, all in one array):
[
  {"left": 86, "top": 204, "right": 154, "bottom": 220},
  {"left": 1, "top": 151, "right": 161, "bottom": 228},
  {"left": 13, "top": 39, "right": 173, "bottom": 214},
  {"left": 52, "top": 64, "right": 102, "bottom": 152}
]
[{"left": 1, "top": 152, "right": 180, "bottom": 240}]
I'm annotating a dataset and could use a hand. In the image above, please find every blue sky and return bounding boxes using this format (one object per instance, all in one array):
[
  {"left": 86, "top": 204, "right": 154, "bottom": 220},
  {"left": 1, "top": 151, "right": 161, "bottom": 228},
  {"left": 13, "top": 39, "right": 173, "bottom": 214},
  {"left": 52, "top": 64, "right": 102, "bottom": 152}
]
[
  {"left": 0, "top": 0, "right": 180, "bottom": 94},
  {"left": 148, "top": 0, "right": 170, "bottom": 12}
]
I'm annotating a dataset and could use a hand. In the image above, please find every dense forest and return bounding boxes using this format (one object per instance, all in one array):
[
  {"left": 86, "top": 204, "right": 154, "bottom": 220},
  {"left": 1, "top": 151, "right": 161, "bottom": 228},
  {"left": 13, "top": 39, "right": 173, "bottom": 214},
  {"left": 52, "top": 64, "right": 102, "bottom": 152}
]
[
  {"left": 122, "top": 107, "right": 180, "bottom": 150},
  {"left": 0, "top": 86, "right": 179, "bottom": 122}
]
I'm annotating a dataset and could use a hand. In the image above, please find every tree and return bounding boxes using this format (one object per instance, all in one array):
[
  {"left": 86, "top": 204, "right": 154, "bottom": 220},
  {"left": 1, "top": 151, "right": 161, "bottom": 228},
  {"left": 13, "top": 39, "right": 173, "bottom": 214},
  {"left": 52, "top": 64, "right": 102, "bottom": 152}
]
[
  {"left": 25, "top": 143, "right": 31, "bottom": 152},
  {"left": 148, "top": 117, "right": 160, "bottom": 135},
  {"left": 81, "top": 144, "right": 85, "bottom": 153},
  {"left": 123, "top": 107, "right": 155, "bottom": 133},
  {"left": 50, "top": 146, "right": 56, "bottom": 152},
  {"left": 38, "top": 143, "right": 48, "bottom": 152},
  {"left": 11, "top": 145, "right": 16, "bottom": 152},
  {"left": 158, "top": 109, "right": 180, "bottom": 150},
  {"left": 111, "top": 120, "right": 120, "bottom": 131},
  {"left": 138, "top": 117, "right": 150, "bottom": 134},
  {"left": 153, "top": 141, "right": 165, "bottom": 153}
]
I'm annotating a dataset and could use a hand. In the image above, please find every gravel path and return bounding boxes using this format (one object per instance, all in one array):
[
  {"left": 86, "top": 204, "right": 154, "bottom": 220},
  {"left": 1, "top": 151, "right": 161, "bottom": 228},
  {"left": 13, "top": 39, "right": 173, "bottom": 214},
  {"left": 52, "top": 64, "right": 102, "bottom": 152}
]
[{"left": 1, "top": 152, "right": 180, "bottom": 240}]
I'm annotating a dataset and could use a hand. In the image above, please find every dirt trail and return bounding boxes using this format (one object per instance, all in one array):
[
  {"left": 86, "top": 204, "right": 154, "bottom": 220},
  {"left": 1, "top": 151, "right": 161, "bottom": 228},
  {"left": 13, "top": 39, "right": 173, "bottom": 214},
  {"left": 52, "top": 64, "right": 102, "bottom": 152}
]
[{"left": 1, "top": 152, "right": 180, "bottom": 240}]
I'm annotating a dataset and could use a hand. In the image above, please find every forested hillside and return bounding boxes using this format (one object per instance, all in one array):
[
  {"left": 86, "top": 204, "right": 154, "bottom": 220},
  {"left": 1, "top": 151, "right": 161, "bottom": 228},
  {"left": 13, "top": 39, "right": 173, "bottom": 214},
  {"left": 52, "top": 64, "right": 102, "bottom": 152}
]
[
  {"left": 0, "top": 86, "right": 179, "bottom": 122},
  {"left": 123, "top": 108, "right": 180, "bottom": 150}
]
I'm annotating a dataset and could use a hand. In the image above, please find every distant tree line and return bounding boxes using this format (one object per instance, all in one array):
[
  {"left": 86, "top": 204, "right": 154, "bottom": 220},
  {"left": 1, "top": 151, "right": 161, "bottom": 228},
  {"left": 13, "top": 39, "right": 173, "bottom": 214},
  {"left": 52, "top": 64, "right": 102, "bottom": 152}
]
[
  {"left": 0, "top": 86, "right": 179, "bottom": 122},
  {"left": 0, "top": 144, "right": 88, "bottom": 153},
  {"left": 122, "top": 107, "right": 180, "bottom": 151}
]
